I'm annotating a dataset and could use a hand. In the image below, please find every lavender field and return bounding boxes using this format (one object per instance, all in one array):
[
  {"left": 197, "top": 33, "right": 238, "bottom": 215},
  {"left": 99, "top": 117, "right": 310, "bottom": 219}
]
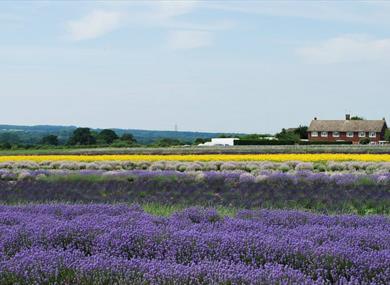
[
  {"left": 1, "top": 160, "right": 390, "bottom": 284},
  {"left": 3, "top": 160, "right": 390, "bottom": 174},
  {"left": 1, "top": 168, "right": 389, "bottom": 214},
  {"left": 0, "top": 204, "right": 389, "bottom": 284}
]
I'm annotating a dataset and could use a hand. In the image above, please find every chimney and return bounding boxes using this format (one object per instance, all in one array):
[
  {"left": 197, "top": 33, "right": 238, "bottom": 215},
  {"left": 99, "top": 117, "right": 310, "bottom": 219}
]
[
  {"left": 345, "top": 114, "right": 351, "bottom": 120},
  {"left": 314, "top": 117, "right": 317, "bottom": 120}
]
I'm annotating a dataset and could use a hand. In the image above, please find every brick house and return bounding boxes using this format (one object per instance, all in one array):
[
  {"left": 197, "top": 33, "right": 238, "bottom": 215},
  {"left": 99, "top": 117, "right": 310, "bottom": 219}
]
[{"left": 307, "top": 115, "right": 387, "bottom": 144}]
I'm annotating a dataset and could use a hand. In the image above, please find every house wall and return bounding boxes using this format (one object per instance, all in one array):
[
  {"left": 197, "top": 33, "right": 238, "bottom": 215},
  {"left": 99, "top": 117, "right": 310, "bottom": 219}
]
[
  {"left": 308, "top": 131, "right": 383, "bottom": 144},
  {"left": 379, "top": 126, "right": 387, "bottom": 141},
  {"left": 210, "top": 138, "right": 237, "bottom": 146}
]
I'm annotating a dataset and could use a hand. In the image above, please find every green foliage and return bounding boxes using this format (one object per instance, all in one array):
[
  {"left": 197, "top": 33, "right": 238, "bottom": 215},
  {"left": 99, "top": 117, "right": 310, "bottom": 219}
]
[
  {"left": 385, "top": 129, "right": 390, "bottom": 142},
  {"left": 194, "top": 138, "right": 207, "bottom": 145},
  {"left": 275, "top": 128, "right": 300, "bottom": 143},
  {"left": 0, "top": 125, "right": 74, "bottom": 145},
  {"left": 294, "top": 126, "right": 308, "bottom": 139},
  {"left": 350, "top": 116, "right": 364, "bottom": 120},
  {"left": 0, "top": 142, "right": 12, "bottom": 150},
  {"left": 154, "top": 138, "right": 183, "bottom": 147},
  {"left": 356, "top": 176, "right": 376, "bottom": 186},
  {"left": 274, "top": 126, "right": 308, "bottom": 141},
  {"left": 218, "top": 134, "right": 237, "bottom": 138},
  {"left": 120, "top": 133, "right": 136, "bottom": 144},
  {"left": 68, "top": 128, "right": 96, "bottom": 146},
  {"left": 0, "top": 125, "right": 230, "bottom": 145},
  {"left": 142, "top": 203, "right": 237, "bottom": 217},
  {"left": 359, "top": 138, "right": 370, "bottom": 145},
  {"left": 239, "top": 134, "right": 273, "bottom": 140},
  {"left": 97, "top": 129, "right": 118, "bottom": 144},
  {"left": 235, "top": 139, "right": 295, "bottom": 145},
  {"left": 0, "top": 133, "right": 20, "bottom": 144},
  {"left": 41, "top": 135, "right": 59, "bottom": 146}
]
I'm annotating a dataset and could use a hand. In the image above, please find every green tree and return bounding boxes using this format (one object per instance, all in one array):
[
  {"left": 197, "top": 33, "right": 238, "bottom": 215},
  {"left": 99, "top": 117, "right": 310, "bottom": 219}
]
[
  {"left": 120, "top": 133, "right": 136, "bottom": 144},
  {"left": 294, "top": 126, "right": 308, "bottom": 139},
  {"left": 194, "top": 138, "right": 207, "bottom": 145},
  {"left": 239, "top": 134, "right": 273, "bottom": 140},
  {"left": 41, "top": 135, "right": 59, "bottom": 146},
  {"left": 0, "top": 133, "right": 20, "bottom": 144},
  {"left": 351, "top": 116, "right": 364, "bottom": 120},
  {"left": 0, "top": 142, "right": 12, "bottom": 149},
  {"left": 276, "top": 129, "right": 300, "bottom": 143},
  {"left": 154, "top": 138, "right": 182, "bottom": 147},
  {"left": 97, "top": 129, "right": 118, "bottom": 144},
  {"left": 385, "top": 129, "right": 390, "bottom": 142},
  {"left": 68, "top": 128, "right": 96, "bottom": 145}
]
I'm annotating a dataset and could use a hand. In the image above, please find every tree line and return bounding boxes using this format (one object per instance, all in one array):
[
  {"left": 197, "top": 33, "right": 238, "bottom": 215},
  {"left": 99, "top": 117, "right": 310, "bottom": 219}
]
[
  {"left": 0, "top": 128, "right": 136, "bottom": 149},
  {"left": 0, "top": 128, "right": 198, "bottom": 149}
]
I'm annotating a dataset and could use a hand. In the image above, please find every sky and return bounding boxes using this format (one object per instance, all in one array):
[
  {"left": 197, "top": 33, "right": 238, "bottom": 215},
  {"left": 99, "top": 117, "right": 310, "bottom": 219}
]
[{"left": 1, "top": 1, "right": 390, "bottom": 134}]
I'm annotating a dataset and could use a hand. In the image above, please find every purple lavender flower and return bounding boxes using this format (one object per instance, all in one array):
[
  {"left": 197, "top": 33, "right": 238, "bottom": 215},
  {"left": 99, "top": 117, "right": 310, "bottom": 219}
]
[{"left": 0, "top": 204, "right": 389, "bottom": 284}]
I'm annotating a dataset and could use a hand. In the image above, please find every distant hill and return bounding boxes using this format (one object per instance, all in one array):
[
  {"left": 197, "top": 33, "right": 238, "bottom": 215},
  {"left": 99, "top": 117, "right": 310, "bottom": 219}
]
[{"left": 0, "top": 125, "right": 241, "bottom": 145}]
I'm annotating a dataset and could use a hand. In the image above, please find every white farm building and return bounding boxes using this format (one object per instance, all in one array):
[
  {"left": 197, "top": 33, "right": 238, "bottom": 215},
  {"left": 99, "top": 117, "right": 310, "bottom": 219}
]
[{"left": 198, "top": 138, "right": 239, "bottom": 147}]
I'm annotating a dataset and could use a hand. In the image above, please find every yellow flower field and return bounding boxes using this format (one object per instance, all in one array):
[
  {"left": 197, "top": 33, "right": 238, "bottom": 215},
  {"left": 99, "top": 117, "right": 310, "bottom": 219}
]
[{"left": 0, "top": 154, "right": 390, "bottom": 162}]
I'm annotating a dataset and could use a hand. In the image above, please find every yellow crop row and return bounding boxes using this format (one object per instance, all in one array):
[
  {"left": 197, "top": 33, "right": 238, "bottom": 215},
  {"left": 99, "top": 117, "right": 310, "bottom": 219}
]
[{"left": 0, "top": 154, "right": 390, "bottom": 162}]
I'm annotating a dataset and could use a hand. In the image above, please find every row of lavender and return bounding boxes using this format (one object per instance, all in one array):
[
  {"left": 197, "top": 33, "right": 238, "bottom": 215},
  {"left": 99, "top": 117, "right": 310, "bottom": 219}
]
[
  {"left": 0, "top": 169, "right": 390, "bottom": 185},
  {"left": 1, "top": 168, "right": 390, "bottom": 183},
  {"left": 0, "top": 169, "right": 389, "bottom": 213},
  {"left": 0, "top": 204, "right": 389, "bottom": 284},
  {"left": 2, "top": 160, "right": 390, "bottom": 174}
]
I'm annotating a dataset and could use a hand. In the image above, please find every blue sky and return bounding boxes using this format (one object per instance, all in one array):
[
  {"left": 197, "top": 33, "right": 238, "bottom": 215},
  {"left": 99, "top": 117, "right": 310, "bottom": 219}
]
[{"left": 1, "top": 1, "right": 390, "bottom": 133}]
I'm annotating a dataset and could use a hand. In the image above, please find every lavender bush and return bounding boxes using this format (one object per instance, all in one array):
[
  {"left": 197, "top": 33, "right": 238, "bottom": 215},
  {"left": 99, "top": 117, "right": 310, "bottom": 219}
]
[
  {"left": 2, "top": 145, "right": 390, "bottom": 155},
  {"left": 0, "top": 170, "right": 389, "bottom": 213},
  {"left": 0, "top": 204, "right": 389, "bottom": 284},
  {"left": 2, "top": 160, "right": 390, "bottom": 174}
]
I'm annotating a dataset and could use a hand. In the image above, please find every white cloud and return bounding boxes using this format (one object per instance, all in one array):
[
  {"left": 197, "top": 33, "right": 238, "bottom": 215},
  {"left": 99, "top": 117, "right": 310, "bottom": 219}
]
[
  {"left": 66, "top": 10, "right": 125, "bottom": 41},
  {"left": 167, "top": 30, "right": 212, "bottom": 50},
  {"left": 63, "top": 2, "right": 230, "bottom": 48},
  {"left": 296, "top": 35, "right": 390, "bottom": 64},
  {"left": 149, "top": 1, "right": 230, "bottom": 49},
  {"left": 146, "top": 1, "right": 231, "bottom": 31},
  {"left": 156, "top": 1, "right": 198, "bottom": 19}
]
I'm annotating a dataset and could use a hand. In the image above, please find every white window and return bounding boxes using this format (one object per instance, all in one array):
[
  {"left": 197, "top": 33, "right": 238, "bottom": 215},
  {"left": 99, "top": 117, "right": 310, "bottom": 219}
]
[
  {"left": 332, "top": 131, "right": 340, "bottom": 137},
  {"left": 346, "top": 131, "right": 354, "bottom": 138},
  {"left": 369, "top": 132, "right": 376, "bottom": 138},
  {"left": 311, "top": 131, "right": 318, "bottom": 137},
  {"left": 359, "top": 131, "right": 366, "bottom": 138},
  {"left": 321, "top": 131, "right": 328, "bottom": 137}
]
